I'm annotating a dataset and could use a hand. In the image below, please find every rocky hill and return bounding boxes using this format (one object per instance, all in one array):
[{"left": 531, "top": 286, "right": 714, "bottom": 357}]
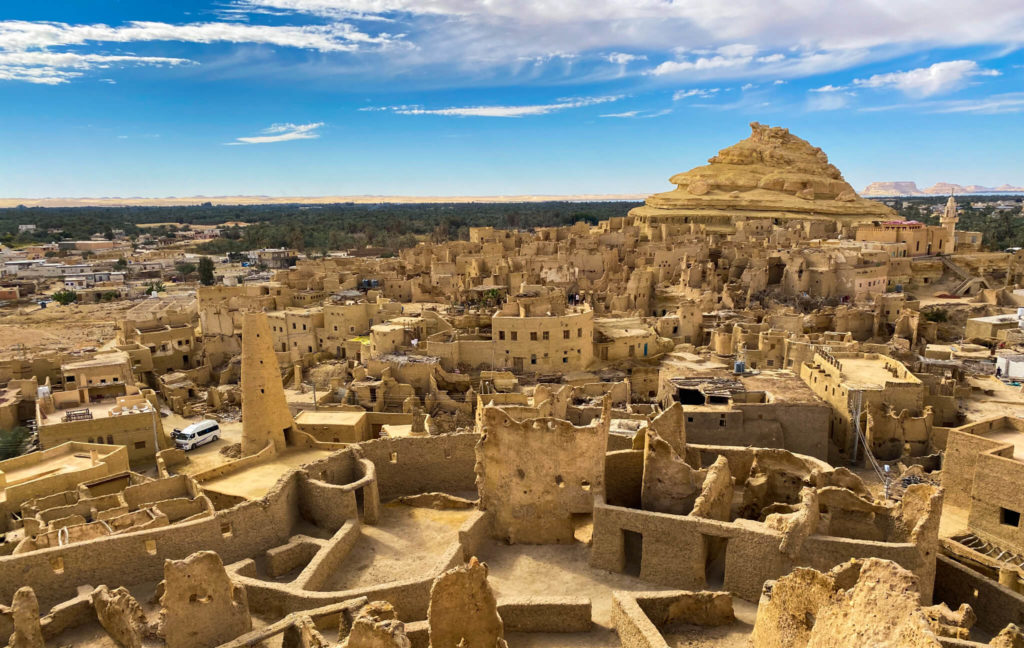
[{"left": 862, "top": 181, "right": 1024, "bottom": 196}]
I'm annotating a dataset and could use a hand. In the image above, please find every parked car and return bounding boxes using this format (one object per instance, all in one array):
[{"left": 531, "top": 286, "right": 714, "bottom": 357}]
[{"left": 172, "top": 419, "right": 220, "bottom": 451}]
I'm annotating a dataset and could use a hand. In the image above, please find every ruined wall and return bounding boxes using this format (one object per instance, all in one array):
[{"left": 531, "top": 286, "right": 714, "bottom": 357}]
[
  {"left": 866, "top": 405, "right": 935, "bottom": 461},
  {"left": 0, "top": 469, "right": 301, "bottom": 609},
  {"left": 934, "top": 555, "right": 1024, "bottom": 635},
  {"left": 476, "top": 403, "right": 609, "bottom": 543}
]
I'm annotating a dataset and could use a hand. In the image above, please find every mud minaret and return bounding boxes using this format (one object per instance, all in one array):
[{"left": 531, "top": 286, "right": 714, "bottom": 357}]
[
  {"left": 240, "top": 311, "right": 290, "bottom": 456},
  {"left": 940, "top": 194, "right": 959, "bottom": 254}
]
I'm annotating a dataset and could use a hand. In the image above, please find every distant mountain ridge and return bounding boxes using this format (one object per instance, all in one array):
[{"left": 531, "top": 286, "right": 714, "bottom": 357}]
[{"left": 862, "top": 181, "right": 1024, "bottom": 196}]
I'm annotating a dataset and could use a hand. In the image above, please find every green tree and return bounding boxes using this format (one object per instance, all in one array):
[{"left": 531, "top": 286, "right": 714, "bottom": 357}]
[
  {"left": 52, "top": 289, "right": 77, "bottom": 305},
  {"left": 113, "top": 257, "right": 128, "bottom": 271},
  {"left": 198, "top": 256, "right": 216, "bottom": 286},
  {"left": 144, "top": 281, "right": 165, "bottom": 295},
  {"left": 174, "top": 261, "right": 196, "bottom": 280},
  {"left": 0, "top": 426, "right": 30, "bottom": 460}
]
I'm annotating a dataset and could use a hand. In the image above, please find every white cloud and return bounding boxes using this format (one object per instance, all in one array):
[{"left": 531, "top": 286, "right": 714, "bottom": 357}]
[
  {"left": 378, "top": 95, "right": 622, "bottom": 117},
  {"left": 238, "top": 0, "right": 1024, "bottom": 82},
  {"left": 672, "top": 88, "right": 719, "bottom": 100},
  {"left": 651, "top": 50, "right": 757, "bottom": 76},
  {"left": 0, "top": 18, "right": 397, "bottom": 84},
  {"left": 811, "top": 84, "right": 847, "bottom": 92},
  {"left": 229, "top": 122, "right": 324, "bottom": 144},
  {"left": 741, "top": 82, "right": 755, "bottom": 90},
  {"left": 605, "top": 52, "right": 646, "bottom": 65},
  {"left": 853, "top": 60, "right": 1000, "bottom": 97}
]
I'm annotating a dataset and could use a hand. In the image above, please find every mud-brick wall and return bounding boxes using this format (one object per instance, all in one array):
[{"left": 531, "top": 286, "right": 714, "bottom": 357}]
[
  {"left": 359, "top": 433, "right": 479, "bottom": 500},
  {"left": 942, "top": 430, "right": 1013, "bottom": 510},
  {"left": 605, "top": 449, "right": 643, "bottom": 509},
  {"left": 38, "top": 411, "right": 166, "bottom": 465},
  {"left": 123, "top": 474, "right": 189, "bottom": 509},
  {"left": 590, "top": 500, "right": 791, "bottom": 601},
  {"left": 0, "top": 470, "right": 302, "bottom": 609},
  {"left": 967, "top": 452, "right": 1024, "bottom": 550},
  {"left": 297, "top": 476, "right": 359, "bottom": 530},
  {"left": 935, "top": 555, "right": 1024, "bottom": 635}
]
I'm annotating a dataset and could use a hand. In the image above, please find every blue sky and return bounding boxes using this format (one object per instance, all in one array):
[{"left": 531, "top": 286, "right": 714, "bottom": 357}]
[{"left": 1, "top": 0, "right": 1023, "bottom": 198}]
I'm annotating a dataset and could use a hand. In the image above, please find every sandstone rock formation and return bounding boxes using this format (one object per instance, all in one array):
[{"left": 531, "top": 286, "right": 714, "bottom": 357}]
[
  {"left": 159, "top": 550, "right": 252, "bottom": 648},
  {"left": 428, "top": 557, "right": 507, "bottom": 648},
  {"left": 629, "top": 122, "right": 896, "bottom": 233}
]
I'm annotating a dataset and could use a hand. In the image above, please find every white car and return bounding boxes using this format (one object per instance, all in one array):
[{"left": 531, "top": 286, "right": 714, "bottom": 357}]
[{"left": 172, "top": 419, "right": 220, "bottom": 451}]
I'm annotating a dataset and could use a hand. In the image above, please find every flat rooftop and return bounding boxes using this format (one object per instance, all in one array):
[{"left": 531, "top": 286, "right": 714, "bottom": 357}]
[
  {"left": 294, "top": 410, "right": 366, "bottom": 426},
  {"left": 1, "top": 449, "right": 95, "bottom": 489},
  {"left": 838, "top": 356, "right": 919, "bottom": 389},
  {"left": 200, "top": 447, "right": 332, "bottom": 500}
]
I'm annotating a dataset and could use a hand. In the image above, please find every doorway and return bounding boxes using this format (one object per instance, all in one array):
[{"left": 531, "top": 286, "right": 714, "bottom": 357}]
[
  {"left": 703, "top": 534, "right": 728, "bottom": 588},
  {"left": 623, "top": 530, "right": 643, "bottom": 577}
]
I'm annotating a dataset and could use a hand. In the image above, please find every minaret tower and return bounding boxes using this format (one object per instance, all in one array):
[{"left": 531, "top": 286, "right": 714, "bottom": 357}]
[
  {"left": 940, "top": 194, "right": 959, "bottom": 254},
  {"left": 240, "top": 310, "right": 291, "bottom": 456}
]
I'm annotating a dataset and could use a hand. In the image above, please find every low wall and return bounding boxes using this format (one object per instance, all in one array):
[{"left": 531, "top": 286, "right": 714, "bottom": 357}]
[
  {"left": 497, "top": 597, "right": 592, "bottom": 633},
  {"left": 934, "top": 554, "right": 1024, "bottom": 635},
  {"left": 612, "top": 592, "right": 669, "bottom": 648}
]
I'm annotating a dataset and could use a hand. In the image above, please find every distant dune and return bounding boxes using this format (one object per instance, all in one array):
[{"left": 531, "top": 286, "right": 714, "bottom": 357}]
[
  {"left": 0, "top": 193, "right": 649, "bottom": 208},
  {"left": 862, "top": 181, "right": 1024, "bottom": 196}
]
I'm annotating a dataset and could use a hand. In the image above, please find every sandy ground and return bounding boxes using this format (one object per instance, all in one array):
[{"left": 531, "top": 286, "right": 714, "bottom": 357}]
[
  {"left": 0, "top": 301, "right": 138, "bottom": 354},
  {"left": 324, "top": 502, "right": 473, "bottom": 591},
  {"left": 476, "top": 536, "right": 758, "bottom": 634},
  {"left": 961, "top": 377, "right": 1024, "bottom": 422},
  {"left": 164, "top": 413, "right": 243, "bottom": 475}
]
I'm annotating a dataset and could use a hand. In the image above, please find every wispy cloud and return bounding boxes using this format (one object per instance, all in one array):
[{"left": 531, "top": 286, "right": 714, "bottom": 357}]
[
  {"left": 600, "top": 108, "right": 671, "bottom": 118},
  {"left": 375, "top": 96, "right": 623, "bottom": 117},
  {"left": 0, "top": 50, "right": 191, "bottom": 84},
  {"left": 672, "top": 88, "right": 719, "bottom": 100},
  {"left": 862, "top": 92, "right": 1024, "bottom": 115},
  {"left": 807, "top": 92, "right": 853, "bottom": 111},
  {"left": 853, "top": 60, "right": 1000, "bottom": 97},
  {"left": 228, "top": 122, "right": 324, "bottom": 144},
  {"left": 811, "top": 84, "right": 847, "bottom": 92}
]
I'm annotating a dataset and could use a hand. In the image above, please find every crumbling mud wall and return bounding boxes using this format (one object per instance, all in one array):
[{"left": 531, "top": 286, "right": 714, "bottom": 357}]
[
  {"left": 161, "top": 550, "right": 252, "bottom": 648},
  {"left": 751, "top": 558, "right": 970, "bottom": 648},
  {"left": 475, "top": 400, "right": 609, "bottom": 543},
  {"left": 866, "top": 405, "right": 935, "bottom": 461},
  {"left": 640, "top": 430, "right": 707, "bottom": 515}
]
